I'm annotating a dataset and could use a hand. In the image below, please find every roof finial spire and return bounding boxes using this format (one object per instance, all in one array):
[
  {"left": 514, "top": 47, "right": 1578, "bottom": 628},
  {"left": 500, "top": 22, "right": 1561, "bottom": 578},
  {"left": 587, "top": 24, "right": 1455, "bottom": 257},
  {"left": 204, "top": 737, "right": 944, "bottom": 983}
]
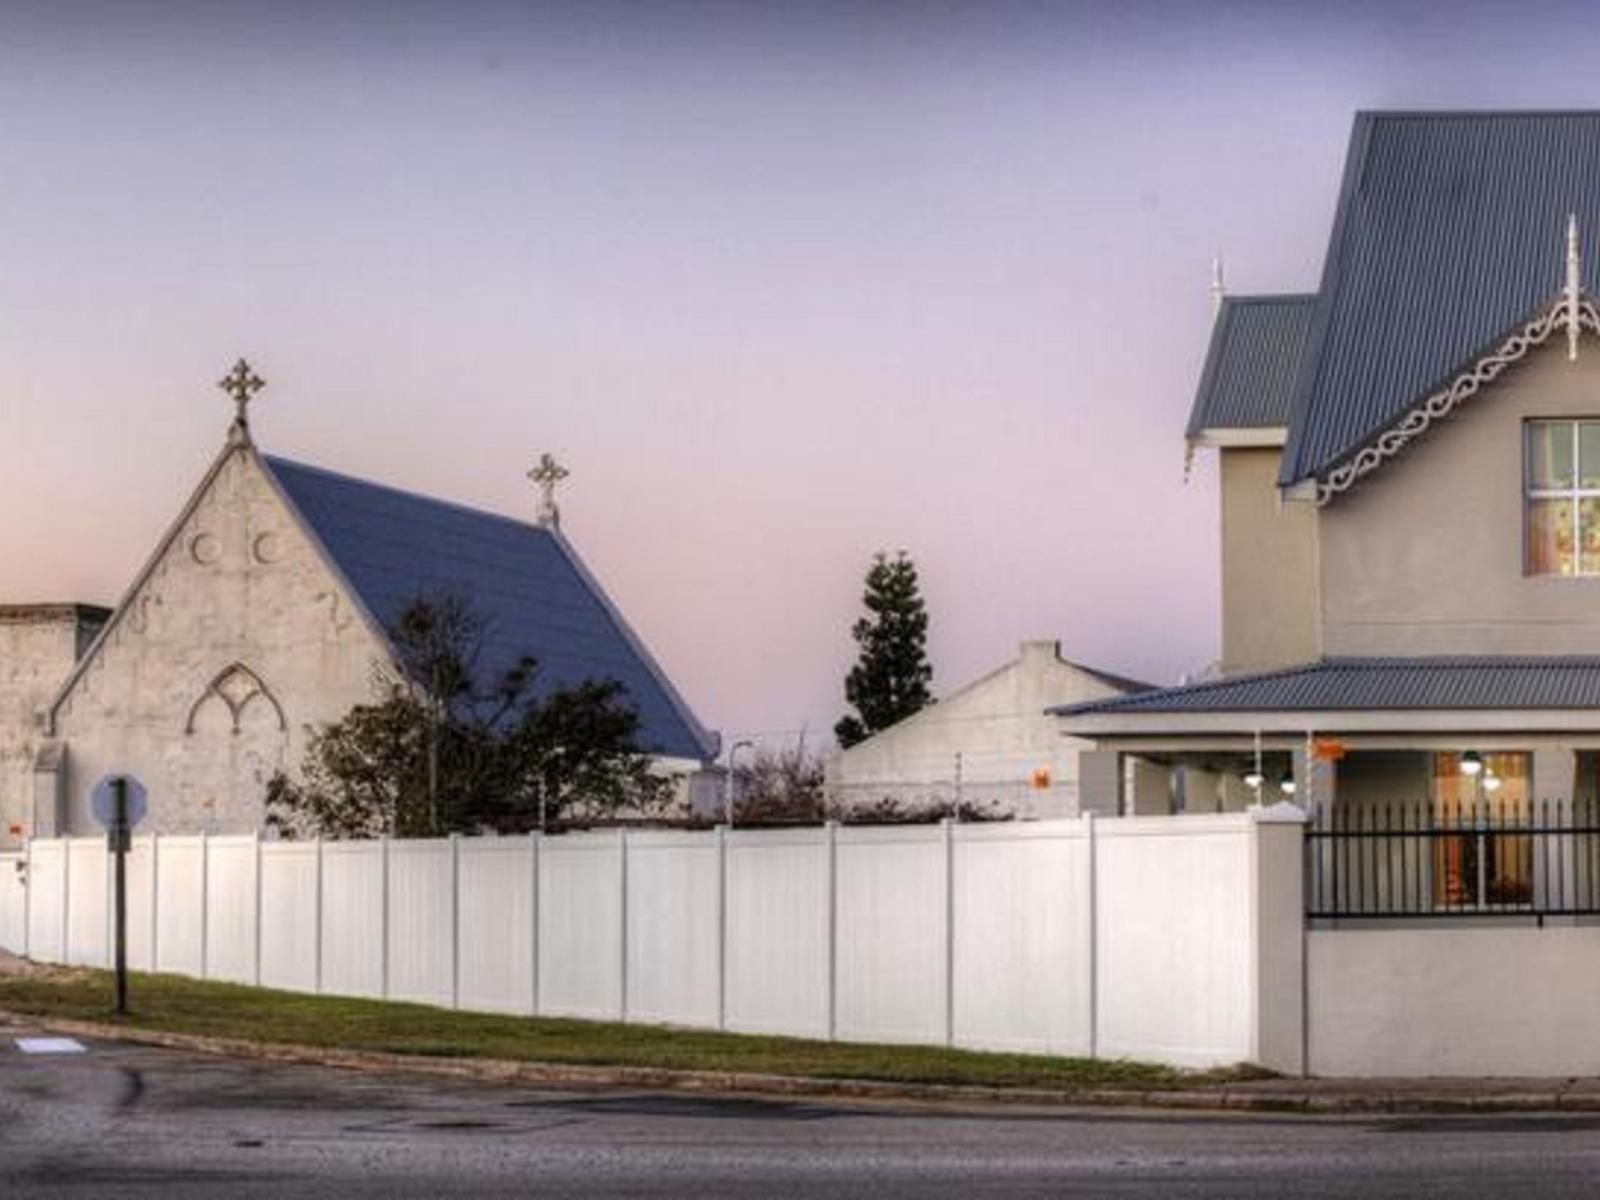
[
  {"left": 1210, "top": 254, "right": 1226, "bottom": 317},
  {"left": 218, "top": 358, "right": 266, "bottom": 443},
  {"left": 528, "top": 453, "right": 570, "bottom": 529},
  {"left": 1568, "top": 214, "right": 1583, "bottom": 363}
]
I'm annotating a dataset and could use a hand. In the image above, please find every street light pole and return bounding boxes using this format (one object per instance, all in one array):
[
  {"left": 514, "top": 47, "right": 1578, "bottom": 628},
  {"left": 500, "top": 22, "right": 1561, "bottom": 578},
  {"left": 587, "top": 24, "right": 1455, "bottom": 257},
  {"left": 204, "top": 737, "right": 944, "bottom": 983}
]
[{"left": 724, "top": 739, "right": 756, "bottom": 827}]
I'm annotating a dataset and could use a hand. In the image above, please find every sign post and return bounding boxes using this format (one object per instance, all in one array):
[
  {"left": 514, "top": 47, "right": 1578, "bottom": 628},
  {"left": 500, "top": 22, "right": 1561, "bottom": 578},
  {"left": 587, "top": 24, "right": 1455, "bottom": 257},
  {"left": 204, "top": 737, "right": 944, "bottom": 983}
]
[{"left": 91, "top": 775, "right": 146, "bottom": 1017}]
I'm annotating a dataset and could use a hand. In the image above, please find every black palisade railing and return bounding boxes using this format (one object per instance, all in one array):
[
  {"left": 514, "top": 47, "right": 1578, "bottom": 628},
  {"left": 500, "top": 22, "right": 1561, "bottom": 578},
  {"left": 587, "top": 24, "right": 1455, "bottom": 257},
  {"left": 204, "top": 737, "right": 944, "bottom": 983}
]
[{"left": 1305, "top": 798, "right": 1600, "bottom": 921}]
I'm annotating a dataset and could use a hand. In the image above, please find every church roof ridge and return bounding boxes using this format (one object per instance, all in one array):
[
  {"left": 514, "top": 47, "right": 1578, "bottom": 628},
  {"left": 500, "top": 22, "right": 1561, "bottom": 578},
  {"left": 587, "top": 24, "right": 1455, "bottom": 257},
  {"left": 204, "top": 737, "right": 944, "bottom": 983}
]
[
  {"left": 261, "top": 454, "right": 719, "bottom": 763},
  {"left": 260, "top": 453, "right": 545, "bottom": 540}
]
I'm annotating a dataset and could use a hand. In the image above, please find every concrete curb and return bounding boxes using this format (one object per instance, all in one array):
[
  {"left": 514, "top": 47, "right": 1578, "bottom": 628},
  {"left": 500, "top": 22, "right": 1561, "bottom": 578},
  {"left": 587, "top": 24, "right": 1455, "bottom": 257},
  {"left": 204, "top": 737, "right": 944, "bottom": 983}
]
[{"left": 1, "top": 1009, "right": 1590, "bottom": 1116}]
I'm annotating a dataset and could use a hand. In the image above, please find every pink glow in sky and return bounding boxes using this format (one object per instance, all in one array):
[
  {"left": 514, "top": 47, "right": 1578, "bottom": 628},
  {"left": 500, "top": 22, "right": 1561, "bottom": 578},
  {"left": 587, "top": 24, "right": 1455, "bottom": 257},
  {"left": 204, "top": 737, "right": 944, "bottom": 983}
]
[{"left": 0, "top": 0, "right": 1588, "bottom": 746}]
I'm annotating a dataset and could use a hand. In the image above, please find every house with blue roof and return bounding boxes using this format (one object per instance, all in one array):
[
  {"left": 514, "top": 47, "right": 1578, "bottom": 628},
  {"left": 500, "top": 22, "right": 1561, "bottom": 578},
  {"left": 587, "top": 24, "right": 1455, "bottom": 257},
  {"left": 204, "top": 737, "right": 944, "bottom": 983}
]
[
  {"left": 1056, "top": 112, "right": 1600, "bottom": 910},
  {"left": 2, "top": 362, "right": 717, "bottom": 842}
]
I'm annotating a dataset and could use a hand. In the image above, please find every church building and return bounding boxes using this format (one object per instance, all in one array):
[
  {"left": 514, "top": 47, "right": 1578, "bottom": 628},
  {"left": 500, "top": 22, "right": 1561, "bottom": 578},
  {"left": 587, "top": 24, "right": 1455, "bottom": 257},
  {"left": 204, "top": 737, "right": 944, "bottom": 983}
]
[{"left": 0, "top": 361, "right": 718, "bottom": 845}]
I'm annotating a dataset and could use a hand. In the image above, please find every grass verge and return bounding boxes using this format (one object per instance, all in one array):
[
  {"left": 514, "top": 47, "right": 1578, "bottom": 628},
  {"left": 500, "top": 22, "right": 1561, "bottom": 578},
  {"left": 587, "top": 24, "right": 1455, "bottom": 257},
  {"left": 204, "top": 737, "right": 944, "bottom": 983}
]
[{"left": 0, "top": 966, "right": 1251, "bottom": 1092}]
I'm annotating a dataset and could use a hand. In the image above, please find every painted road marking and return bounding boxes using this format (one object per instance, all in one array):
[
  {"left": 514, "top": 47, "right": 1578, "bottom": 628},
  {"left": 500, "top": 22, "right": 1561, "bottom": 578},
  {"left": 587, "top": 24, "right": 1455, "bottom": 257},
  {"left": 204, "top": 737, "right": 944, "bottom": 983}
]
[{"left": 15, "top": 1038, "right": 87, "bottom": 1054}]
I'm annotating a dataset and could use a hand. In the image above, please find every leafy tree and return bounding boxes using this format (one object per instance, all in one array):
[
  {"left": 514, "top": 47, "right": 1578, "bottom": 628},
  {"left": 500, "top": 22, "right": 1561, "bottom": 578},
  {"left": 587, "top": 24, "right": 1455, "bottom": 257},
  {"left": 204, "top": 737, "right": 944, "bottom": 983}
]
[
  {"left": 266, "top": 593, "right": 670, "bottom": 839},
  {"left": 834, "top": 551, "right": 933, "bottom": 748}
]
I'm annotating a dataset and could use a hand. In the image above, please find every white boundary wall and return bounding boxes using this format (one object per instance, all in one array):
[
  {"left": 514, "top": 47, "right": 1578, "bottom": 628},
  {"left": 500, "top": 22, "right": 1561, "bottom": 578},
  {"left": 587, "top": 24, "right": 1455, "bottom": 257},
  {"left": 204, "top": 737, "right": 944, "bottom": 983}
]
[
  {"left": 0, "top": 812, "right": 1303, "bottom": 1071},
  {"left": 1307, "top": 925, "right": 1600, "bottom": 1077}
]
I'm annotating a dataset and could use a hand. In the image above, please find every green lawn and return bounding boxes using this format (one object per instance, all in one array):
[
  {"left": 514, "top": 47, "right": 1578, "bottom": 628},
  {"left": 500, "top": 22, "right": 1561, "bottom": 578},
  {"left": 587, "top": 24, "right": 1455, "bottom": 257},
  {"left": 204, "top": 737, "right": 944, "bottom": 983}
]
[{"left": 0, "top": 967, "right": 1244, "bottom": 1092}]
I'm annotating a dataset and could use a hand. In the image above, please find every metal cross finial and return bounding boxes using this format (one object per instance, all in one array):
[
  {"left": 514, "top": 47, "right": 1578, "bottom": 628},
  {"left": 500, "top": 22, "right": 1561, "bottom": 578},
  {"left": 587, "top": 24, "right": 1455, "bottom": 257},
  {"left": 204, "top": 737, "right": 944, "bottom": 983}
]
[
  {"left": 528, "top": 452, "right": 570, "bottom": 529},
  {"left": 1567, "top": 214, "right": 1583, "bottom": 363},
  {"left": 218, "top": 358, "right": 266, "bottom": 429}
]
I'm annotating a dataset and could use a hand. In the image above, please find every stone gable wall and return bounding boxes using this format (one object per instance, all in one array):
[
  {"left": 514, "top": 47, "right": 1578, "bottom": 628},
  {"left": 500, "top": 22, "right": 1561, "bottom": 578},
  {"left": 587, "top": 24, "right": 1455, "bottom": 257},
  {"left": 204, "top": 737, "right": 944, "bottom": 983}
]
[
  {"left": 0, "top": 615, "right": 82, "bottom": 845},
  {"left": 52, "top": 446, "right": 391, "bottom": 834}
]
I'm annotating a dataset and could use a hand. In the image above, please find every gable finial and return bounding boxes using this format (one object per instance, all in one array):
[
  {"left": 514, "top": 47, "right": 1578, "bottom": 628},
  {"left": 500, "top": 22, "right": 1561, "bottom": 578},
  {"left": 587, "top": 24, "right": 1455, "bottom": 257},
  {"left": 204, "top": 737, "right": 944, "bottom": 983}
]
[
  {"left": 1568, "top": 214, "right": 1582, "bottom": 362},
  {"left": 1210, "top": 254, "right": 1226, "bottom": 317},
  {"left": 528, "top": 452, "right": 570, "bottom": 529},
  {"left": 218, "top": 358, "right": 266, "bottom": 442}
]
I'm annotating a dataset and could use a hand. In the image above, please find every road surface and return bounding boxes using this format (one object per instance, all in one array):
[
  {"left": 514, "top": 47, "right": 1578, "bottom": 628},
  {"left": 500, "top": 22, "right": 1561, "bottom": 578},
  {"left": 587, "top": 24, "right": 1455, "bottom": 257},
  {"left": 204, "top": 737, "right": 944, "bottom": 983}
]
[{"left": 3, "top": 1024, "right": 1600, "bottom": 1198}]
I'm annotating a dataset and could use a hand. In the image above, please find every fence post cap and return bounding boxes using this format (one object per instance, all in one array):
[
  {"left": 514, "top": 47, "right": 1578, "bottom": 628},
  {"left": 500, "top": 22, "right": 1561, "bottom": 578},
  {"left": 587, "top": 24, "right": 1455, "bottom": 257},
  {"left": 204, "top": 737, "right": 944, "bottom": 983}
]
[{"left": 1250, "top": 801, "right": 1308, "bottom": 825}]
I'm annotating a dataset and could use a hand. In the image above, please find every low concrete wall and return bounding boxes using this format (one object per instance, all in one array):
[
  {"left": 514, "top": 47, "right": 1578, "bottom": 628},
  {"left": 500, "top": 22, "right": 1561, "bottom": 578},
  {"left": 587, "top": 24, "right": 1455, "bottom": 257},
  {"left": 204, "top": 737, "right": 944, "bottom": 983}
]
[{"left": 1308, "top": 925, "right": 1600, "bottom": 1076}]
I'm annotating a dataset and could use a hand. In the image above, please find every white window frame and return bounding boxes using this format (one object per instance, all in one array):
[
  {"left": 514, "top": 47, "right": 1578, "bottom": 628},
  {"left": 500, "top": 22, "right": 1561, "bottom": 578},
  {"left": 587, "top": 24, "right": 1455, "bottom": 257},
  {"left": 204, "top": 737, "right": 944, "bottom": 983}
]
[{"left": 1526, "top": 419, "right": 1600, "bottom": 576}]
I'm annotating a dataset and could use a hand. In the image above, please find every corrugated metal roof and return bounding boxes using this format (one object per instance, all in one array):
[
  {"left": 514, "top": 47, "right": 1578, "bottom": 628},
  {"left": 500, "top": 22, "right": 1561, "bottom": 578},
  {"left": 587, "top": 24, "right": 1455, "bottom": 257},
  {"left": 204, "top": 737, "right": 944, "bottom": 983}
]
[
  {"left": 1283, "top": 111, "right": 1600, "bottom": 486},
  {"left": 263, "top": 456, "right": 716, "bottom": 762},
  {"left": 1186, "top": 294, "right": 1316, "bottom": 436},
  {"left": 1052, "top": 657, "right": 1600, "bottom": 715}
]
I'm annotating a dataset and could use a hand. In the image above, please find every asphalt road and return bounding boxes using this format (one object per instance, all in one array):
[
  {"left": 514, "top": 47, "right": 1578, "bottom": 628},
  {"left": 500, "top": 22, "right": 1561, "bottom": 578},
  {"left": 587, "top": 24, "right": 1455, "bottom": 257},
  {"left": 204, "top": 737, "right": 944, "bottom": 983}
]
[{"left": 5, "top": 1029, "right": 1600, "bottom": 1198}]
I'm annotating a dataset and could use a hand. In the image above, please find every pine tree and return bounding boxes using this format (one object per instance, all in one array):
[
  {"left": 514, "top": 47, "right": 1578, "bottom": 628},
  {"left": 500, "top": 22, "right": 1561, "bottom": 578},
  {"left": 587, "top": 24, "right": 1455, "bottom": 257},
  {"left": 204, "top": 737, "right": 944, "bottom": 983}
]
[{"left": 834, "top": 552, "right": 933, "bottom": 748}]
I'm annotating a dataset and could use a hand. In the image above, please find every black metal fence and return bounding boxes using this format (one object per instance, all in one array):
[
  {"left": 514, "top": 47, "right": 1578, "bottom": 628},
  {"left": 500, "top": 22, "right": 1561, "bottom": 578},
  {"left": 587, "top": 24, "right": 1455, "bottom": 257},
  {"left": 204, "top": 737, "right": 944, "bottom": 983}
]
[{"left": 1305, "top": 799, "right": 1600, "bottom": 920}]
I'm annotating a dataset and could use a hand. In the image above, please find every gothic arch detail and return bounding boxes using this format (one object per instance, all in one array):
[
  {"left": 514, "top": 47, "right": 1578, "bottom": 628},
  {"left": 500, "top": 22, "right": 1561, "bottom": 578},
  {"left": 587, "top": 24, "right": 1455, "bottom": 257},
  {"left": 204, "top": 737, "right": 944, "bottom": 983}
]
[{"left": 184, "top": 662, "right": 287, "bottom": 736}]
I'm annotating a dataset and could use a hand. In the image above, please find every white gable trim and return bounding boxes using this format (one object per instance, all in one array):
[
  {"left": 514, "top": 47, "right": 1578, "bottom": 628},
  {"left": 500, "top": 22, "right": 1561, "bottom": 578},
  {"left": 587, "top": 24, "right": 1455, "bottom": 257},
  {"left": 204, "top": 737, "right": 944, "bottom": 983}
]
[{"left": 1316, "top": 297, "right": 1600, "bottom": 504}]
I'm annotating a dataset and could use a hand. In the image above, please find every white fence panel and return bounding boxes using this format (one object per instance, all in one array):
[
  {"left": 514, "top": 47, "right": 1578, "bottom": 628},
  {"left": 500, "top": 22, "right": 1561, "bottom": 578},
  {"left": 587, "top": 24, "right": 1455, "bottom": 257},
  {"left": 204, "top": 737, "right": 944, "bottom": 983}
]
[
  {"left": 205, "top": 837, "right": 257, "bottom": 983},
  {"left": 952, "top": 821, "right": 1093, "bottom": 1055},
  {"left": 320, "top": 841, "right": 384, "bottom": 999},
  {"left": 1095, "top": 815, "right": 1254, "bottom": 1067},
  {"left": 387, "top": 839, "right": 454, "bottom": 1007},
  {"left": 126, "top": 838, "right": 156, "bottom": 971},
  {"left": 259, "top": 843, "right": 319, "bottom": 992},
  {"left": 25, "top": 841, "right": 64, "bottom": 963},
  {"left": 0, "top": 853, "right": 24, "bottom": 954},
  {"left": 724, "top": 828, "right": 830, "bottom": 1037},
  {"left": 625, "top": 831, "right": 719, "bottom": 1027},
  {"left": 155, "top": 837, "right": 205, "bottom": 977},
  {"left": 65, "top": 838, "right": 108, "bottom": 968},
  {"left": 0, "top": 815, "right": 1292, "bottom": 1073},
  {"left": 834, "top": 825, "right": 947, "bottom": 1045},
  {"left": 538, "top": 833, "right": 623, "bottom": 1019},
  {"left": 458, "top": 838, "right": 534, "bottom": 1014}
]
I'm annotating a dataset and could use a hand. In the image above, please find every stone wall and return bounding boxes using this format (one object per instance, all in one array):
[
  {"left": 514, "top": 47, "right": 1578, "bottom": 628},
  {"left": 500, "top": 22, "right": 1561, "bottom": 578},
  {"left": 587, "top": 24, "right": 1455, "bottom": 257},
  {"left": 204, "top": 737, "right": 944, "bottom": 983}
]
[
  {"left": 50, "top": 445, "right": 389, "bottom": 835},
  {"left": 0, "top": 607, "right": 105, "bottom": 846}
]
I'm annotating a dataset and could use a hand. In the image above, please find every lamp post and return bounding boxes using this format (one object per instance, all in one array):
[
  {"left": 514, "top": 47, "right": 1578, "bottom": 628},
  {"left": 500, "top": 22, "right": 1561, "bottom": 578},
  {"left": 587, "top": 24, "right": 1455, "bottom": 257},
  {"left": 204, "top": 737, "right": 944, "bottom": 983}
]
[{"left": 724, "top": 739, "right": 756, "bottom": 827}]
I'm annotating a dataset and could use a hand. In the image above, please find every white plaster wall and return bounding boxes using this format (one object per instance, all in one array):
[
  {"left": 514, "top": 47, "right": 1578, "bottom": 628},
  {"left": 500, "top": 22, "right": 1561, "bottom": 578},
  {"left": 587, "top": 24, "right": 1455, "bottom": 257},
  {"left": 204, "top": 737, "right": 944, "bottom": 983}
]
[
  {"left": 1309, "top": 926, "right": 1600, "bottom": 1076},
  {"left": 829, "top": 643, "right": 1138, "bottom": 820},
  {"left": 51, "top": 447, "right": 389, "bottom": 836},
  {"left": 1321, "top": 339, "right": 1600, "bottom": 655}
]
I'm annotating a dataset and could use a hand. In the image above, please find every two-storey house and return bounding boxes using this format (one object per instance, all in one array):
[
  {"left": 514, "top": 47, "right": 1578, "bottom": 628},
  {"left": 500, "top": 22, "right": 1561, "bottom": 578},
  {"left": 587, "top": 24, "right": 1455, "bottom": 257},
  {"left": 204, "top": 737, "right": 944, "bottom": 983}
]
[{"left": 1057, "top": 112, "right": 1600, "bottom": 903}]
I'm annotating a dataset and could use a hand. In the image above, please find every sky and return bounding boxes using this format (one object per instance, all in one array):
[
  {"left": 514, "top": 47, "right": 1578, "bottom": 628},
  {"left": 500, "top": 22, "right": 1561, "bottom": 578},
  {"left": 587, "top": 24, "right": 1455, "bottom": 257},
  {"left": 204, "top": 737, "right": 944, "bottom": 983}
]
[{"left": 4, "top": 0, "right": 1597, "bottom": 749}]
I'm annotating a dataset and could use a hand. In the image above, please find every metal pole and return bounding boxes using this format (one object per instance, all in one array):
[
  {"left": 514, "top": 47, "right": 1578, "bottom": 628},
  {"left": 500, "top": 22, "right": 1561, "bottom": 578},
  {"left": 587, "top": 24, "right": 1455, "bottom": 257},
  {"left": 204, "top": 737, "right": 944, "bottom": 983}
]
[
  {"left": 724, "top": 739, "right": 755, "bottom": 827},
  {"left": 112, "top": 778, "right": 128, "bottom": 1016}
]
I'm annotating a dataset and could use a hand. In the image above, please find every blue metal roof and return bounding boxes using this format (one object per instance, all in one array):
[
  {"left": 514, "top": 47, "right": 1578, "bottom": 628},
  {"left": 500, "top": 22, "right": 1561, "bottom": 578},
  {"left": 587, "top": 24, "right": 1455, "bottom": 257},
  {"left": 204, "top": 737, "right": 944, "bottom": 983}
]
[
  {"left": 1053, "top": 657, "right": 1600, "bottom": 716},
  {"left": 262, "top": 455, "right": 716, "bottom": 762},
  {"left": 1186, "top": 295, "right": 1316, "bottom": 437},
  {"left": 1282, "top": 111, "right": 1600, "bottom": 486}
]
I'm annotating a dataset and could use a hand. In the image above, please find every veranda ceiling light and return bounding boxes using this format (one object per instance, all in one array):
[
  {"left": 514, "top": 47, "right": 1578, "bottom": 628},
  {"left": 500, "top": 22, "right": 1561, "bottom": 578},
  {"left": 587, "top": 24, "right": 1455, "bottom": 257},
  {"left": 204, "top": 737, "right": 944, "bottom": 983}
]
[
  {"left": 1484, "top": 773, "right": 1504, "bottom": 793},
  {"left": 1244, "top": 771, "right": 1265, "bottom": 789},
  {"left": 1461, "top": 751, "right": 1484, "bottom": 777},
  {"left": 1279, "top": 777, "right": 1297, "bottom": 796}
]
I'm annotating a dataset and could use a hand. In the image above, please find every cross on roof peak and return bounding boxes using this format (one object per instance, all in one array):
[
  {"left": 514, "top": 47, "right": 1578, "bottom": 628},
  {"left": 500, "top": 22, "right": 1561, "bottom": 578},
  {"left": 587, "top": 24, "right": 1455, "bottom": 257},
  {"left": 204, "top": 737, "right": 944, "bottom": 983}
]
[
  {"left": 528, "top": 453, "right": 569, "bottom": 529},
  {"left": 218, "top": 358, "right": 266, "bottom": 438}
]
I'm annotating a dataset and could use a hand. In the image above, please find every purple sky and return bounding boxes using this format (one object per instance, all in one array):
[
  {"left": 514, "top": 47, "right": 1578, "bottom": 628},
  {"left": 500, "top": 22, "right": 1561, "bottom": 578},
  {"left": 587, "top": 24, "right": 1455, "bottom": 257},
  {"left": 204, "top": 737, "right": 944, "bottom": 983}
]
[{"left": 2, "top": 1, "right": 1592, "bottom": 747}]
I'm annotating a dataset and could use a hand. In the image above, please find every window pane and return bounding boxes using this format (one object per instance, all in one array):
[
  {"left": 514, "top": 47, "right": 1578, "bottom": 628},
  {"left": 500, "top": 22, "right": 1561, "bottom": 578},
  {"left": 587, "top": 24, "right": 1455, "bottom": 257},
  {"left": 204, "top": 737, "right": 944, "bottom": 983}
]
[
  {"left": 1529, "top": 497, "right": 1576, "bottom": 574},
  {"left": 1583, "top": 498, "right": 1600, "bottom": 573},
  {"left": 1529, "top": 421, "right": 1575, "bottom": 489},
  {"left": 1583, "top": 424, "right": 1600, "bottom": 489}
]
